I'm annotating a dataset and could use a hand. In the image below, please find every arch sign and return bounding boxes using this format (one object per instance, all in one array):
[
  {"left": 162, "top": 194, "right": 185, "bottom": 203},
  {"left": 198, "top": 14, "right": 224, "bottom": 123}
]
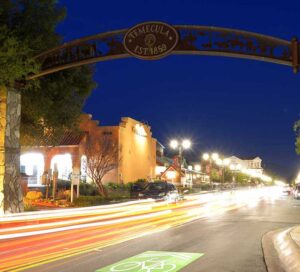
[
  {"left": 123, "top": 21, "right": 179, "bottom": 60},
  {"left": 29, "top": 21, "right": 299, "bottom": 80}
]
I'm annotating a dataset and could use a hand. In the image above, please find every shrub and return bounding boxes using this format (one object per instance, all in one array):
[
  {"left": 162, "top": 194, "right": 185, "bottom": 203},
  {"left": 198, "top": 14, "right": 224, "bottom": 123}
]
[
  {"left": 104, "top": 182, "right": 131, "bottom": 199},
  {"left": 73, "top": 194, "right": 131, "bottom": 207},
  {"left": 108, "top": 191, "right": 130, "bottom": 199},
  {"left": 56, "top": 189, "right": 71, "bottom": 200},
  {"left": 76, "top": 182, "right": 132, "bottom": 199},
  {"left": 24, "top": 203, "right": 38, "bottom": 211},
  {"left": 106, "top": 182, "right": 132, "bottom": 190},
  {"left": 56, "top": 180, "right": 71, "bottom": 190},
  {"left": 73, "top": 196, "right": 105, "bottom": 207},
  {"left": 131, "top": 179, "right": 149, "bottom": 189},
  {"left": 106, "top": 182, "right": 119, "bottom": 190},
  {"left": 80, "top": 182, "right": 99, "bottom": 196},
  {"left": 56, "top": 189, "right": 65, "bottom": 200},
  {"left": 135, "top": 179, "right": 147, "bottom": 183},
  {"left": 23, "top": 196, "right": 38, "bottom": 211},
  {"left": 199, "top": 183, "right": 212, "bottom": 190},
  {"left": 49, "top": 180, "right": 71, "bottom": 198},
  {"left": 26, "top": 191, "right": 43, "bottom": 201}
]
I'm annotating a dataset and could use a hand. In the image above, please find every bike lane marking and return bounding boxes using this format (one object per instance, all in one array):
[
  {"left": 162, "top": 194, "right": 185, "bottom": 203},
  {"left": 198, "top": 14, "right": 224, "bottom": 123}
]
[{"left": 95, "top": 250, "right": 204, "bottom": 272}]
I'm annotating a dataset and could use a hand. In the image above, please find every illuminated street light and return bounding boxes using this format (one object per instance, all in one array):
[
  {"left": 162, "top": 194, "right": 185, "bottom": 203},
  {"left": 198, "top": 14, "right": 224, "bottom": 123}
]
[
  {"left": 169, "top": 138, "right": 192, "bottom": 186},
  {"left": 203, "top": 153, "right": 210, "bottom": 160},
  {"left": 170, "top": 139, "right": 179, "bottom": 149},
  {"left": 170, "top": 139, "right": 192, "bottom": 156},
  {"left": 182, "top": 139, "right": 191, "bottom": 149},
  {"left": 202, "top": 153, "right": 231, "bottom": 187},
  {"left": 202, "top": 152, "right": 220, "bottom": 188}
]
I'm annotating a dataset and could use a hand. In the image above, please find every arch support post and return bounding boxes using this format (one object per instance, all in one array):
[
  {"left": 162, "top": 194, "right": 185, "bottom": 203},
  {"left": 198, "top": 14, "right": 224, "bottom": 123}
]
[{"left": 0, "top": 86, "right": 23, "bottom": 214}]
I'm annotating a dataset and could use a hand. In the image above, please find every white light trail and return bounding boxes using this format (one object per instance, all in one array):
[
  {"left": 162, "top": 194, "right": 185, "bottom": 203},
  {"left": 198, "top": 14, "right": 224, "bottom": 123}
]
[{"left": 0, "top": 210, "right": 172, "bottom": 240}]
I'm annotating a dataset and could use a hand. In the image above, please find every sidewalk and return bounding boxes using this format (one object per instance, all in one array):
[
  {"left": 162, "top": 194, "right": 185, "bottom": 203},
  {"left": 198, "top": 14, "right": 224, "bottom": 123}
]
[{"left": 262, "top": 226, "right": 300, "bottom": 272}]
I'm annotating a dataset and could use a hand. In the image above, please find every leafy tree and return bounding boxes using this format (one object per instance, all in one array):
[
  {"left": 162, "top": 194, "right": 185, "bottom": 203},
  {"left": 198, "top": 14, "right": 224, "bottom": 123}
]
[
  {"left": 0, "top": 0, "right": 96, "bottom": 212},
  {"left": 0, "top": 25, "right": 37, "bottom": 87},
  {"left": 235, "top": 172, "right": 249, "bottom": 185},
  {"left": 0, "top": 0, "right": 96, "bottom": 144},
  {"left": 224, "top": 168, "right": 233, "bottom": 182},
  {"left": 210, "top": 169, "right": 221, "bottom": 182}
]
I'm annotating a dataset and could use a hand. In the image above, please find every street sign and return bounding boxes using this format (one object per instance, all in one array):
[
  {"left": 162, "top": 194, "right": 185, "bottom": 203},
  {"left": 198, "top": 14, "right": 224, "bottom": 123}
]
[
  {"left": 123, "top": 21, "right": 179, "bottom": 60},
  {"left": 71, "top": 173, "right": 80, "bottom": 185},
  {"left": 96, "top": 251, "right": 203, "bottom": 272}
]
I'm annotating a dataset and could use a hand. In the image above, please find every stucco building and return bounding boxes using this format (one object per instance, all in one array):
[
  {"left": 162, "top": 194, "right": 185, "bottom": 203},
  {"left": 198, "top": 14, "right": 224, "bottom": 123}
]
[
  {"left": 20, "top": 114, "right": 157, "bottom": 186},
  {"left": 98, "top": 117, "right": 157, "bottom": 183}
]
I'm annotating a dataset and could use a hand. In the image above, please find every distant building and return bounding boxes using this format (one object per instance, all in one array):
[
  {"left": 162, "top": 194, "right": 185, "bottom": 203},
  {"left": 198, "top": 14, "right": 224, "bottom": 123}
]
[
  {"left": 155, "top": 141, "right": 174, "bottom": 178},
  {"left": 226, "top": 155, "right": 264, "bottom": 176},
  {"left": 20, "top": 114, "right": 157, "bottom": 186},
  {"left": 155, "top": 143, "right": 208, "bottom": 186}
]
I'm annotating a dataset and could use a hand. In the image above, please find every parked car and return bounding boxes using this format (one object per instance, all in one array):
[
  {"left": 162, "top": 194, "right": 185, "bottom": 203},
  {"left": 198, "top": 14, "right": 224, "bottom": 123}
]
[{"left": 137, "top": 181, "right": 181, "bottom": 202}]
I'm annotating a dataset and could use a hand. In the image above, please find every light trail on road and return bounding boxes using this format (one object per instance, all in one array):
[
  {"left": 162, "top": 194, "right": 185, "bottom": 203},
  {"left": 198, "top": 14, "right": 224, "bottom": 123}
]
[{"left": 0, "top": 187, "right": 280, "bottom": 272}]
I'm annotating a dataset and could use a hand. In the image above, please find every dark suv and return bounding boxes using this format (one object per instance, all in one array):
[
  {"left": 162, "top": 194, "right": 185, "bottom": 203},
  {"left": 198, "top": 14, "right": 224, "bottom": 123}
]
[
  {"left": 130, "top": 182, "right": 148, "bottom": 199},
  {"left": 137, "top": 181, "right": 180, "bottom": 202}
]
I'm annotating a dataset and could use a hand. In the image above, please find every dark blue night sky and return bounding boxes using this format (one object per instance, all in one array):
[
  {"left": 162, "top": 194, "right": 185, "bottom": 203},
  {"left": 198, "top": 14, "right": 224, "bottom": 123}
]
[{"left": 58, "top": 0, "right": 300, "bottom": 179}]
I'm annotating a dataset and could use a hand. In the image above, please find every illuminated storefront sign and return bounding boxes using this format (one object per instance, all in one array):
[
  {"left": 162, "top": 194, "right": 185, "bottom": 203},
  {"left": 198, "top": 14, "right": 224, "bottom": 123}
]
[{"left": 134, "top": 124, "right": 147, "bottom": 137}]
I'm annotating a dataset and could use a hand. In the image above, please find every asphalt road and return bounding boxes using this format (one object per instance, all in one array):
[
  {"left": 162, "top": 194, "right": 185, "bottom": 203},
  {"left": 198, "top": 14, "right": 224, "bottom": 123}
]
[{"left": 23, "top": 192, "right": 300, "bottom": 272}]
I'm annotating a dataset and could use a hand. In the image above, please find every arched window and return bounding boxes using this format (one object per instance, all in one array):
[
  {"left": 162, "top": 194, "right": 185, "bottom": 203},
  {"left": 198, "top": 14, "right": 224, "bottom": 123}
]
[
  {"left": 51, "top": 154, "right": 72, "bottom": 180},
  {"left": 20, "top": 153, "right": 44, "bottom": 186},
  {"left": 81, "top": 155, "right": 87, "bottom": 182}
]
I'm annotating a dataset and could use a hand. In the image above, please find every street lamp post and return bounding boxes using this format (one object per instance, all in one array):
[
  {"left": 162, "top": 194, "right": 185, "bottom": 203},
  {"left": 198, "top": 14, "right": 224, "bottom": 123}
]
[
  {"left": 202, "top": 152, "right": 219, "bottom": 189},
  {"left": 203, "top": 153, "right": 230, "bottom": 189},
  {"left": 170, "top": 139, "right": 191, "bottom": 186},
  {"left": 217, "top": 158, "right": 230, "bottom": 185}
]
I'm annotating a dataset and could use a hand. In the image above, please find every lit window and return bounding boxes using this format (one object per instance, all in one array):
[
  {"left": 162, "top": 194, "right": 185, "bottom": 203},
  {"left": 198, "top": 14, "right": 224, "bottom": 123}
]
[
  {"left": 51, "top": 154, "right": 72, "bottom": 180},
  {"left": 20, "top": 153, "right": 44, "bottom": 185},
  {"left": 81, "top": 155, "right": 87, "bottom": 181}
]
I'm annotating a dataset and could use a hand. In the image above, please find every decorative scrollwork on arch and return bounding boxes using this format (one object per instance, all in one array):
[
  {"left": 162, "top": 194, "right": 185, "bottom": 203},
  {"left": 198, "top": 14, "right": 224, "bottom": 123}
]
[
  {"left": 28, "top": 24, "right": 298, "bottom": 80},
  {"left": 174, "top": 26, "right": 292, "bottom": 66}
]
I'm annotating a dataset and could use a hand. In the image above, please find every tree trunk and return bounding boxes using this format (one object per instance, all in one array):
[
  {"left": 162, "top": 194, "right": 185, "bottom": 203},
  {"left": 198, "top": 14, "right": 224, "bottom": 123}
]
[
  {"left": 96, "top": 180, "right": 107, "bottom": 197},
  {"left": 0, "top": 87, "right": 23, "bottom": 213}
]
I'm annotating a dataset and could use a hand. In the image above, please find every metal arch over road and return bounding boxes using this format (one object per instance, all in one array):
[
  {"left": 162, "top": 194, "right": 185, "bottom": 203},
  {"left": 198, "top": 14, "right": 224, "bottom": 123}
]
[
  {"left": 1, "top": 21, "right": 299, "bottom": 214},
  {"left": 28, "top": 21, "right": 299, "bottom": 79}
]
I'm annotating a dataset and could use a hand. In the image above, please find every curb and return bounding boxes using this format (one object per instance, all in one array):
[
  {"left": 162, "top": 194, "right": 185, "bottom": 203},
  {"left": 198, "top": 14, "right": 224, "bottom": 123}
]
[
  {"left": 262, "top": 229, "right": 285, "bottom": 272},
  {"left": 262, "top": 227, "right": 300, "bottom": 272}
]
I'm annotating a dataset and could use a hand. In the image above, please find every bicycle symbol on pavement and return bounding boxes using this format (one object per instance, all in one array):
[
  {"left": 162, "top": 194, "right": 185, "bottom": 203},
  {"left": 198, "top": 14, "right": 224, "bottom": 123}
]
[
  {"left": 96, "top": 251, "right": 204, "bottom": 272},
  {"left": 110, "top": 257, "right": 176, "bottom": 272}
]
